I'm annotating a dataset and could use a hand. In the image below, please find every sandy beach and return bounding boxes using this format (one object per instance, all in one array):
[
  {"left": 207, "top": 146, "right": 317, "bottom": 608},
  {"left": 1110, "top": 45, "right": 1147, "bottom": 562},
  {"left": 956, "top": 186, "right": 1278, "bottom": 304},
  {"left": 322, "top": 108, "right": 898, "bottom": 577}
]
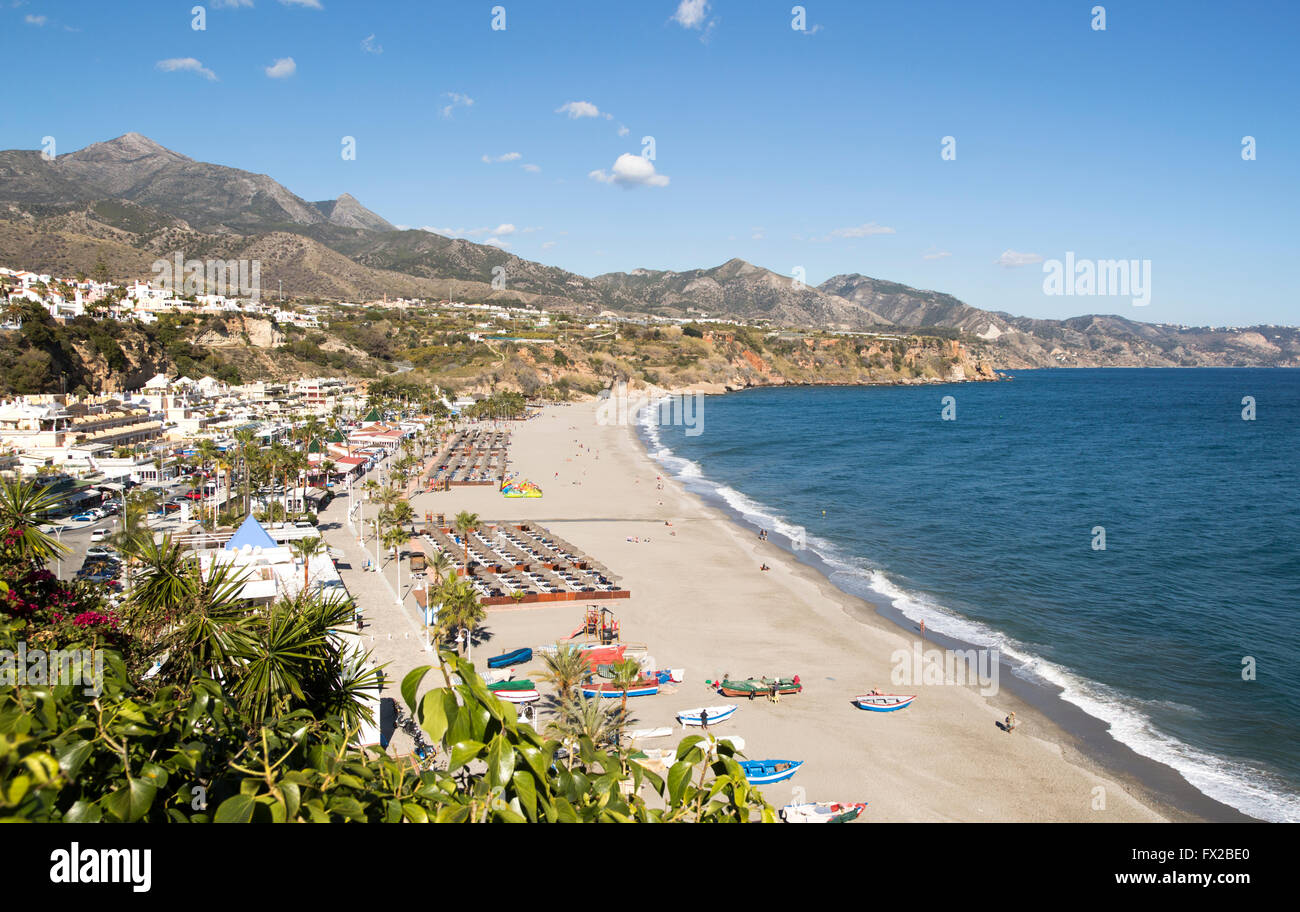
[{"left": 376, "top": 398, "right": 1180, "bottom": 823}]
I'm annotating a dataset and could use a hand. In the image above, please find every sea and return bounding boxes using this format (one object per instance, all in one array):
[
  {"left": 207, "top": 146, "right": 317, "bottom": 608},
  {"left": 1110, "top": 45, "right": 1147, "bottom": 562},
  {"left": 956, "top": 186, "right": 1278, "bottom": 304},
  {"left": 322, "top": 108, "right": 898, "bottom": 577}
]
[{"left": 641, "top": 368, "right": 1300, "bottom": 822}]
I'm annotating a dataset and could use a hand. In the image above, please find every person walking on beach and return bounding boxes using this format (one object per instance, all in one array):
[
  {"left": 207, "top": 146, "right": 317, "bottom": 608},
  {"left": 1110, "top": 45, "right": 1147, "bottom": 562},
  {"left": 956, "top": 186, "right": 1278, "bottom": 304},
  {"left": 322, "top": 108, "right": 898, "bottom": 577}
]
[
  {"left": 700, "top": 707, "right": 709, "bottom": 730},
  {"left": 919, "top": 618, "right": 925, "bottom": 640}
]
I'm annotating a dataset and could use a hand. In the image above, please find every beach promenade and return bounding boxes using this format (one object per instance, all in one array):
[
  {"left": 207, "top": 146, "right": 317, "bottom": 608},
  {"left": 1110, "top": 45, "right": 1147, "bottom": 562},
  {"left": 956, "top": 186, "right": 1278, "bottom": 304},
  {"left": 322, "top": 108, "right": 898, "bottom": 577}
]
[{"left": 323, "top": 404, "right": 1170, "bottom": 821}]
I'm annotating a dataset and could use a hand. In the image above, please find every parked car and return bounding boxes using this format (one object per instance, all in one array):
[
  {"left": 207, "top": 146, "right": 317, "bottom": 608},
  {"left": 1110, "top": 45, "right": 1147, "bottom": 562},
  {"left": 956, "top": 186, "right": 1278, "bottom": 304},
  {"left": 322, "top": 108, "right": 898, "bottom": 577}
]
[
  {"left": 160, "top": 502, "right": 181, "bottom": 513},
  {"left": 85, "top": 546, "right": 117, "bottom": 559},
  {"left": 70, "top": 512, "right": 97, "bottom": 523},
  {"left": 90, "top": 528, "right": 110, "bottom": 542},
  {"left": 183, "top": 491, "right": 204, "bottom": 501},
  {"left": 294, "top": 521, "right": 316, "bottom": 529}
]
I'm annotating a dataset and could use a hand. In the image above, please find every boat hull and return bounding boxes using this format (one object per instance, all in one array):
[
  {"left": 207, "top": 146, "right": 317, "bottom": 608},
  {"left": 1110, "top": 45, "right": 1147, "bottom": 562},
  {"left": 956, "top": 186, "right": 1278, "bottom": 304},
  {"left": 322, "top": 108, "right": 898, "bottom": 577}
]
[
  {"left": 781, "top": 801, "right": 867, "bottom": 824},
  {"left": 718, "top": 677, "right": 802, "bottom": 697},
  {"left": 487, "top": 647, "right": 533, "bottom": 669},
  {"left": 852, "top": 693, "right": 916, "bottom": 712},
  {"left": 676, "top": 704, "right": 738, "bottom": 726},
  {"left": 581, "top": 680, "right": 659, "bottom": 699},
  {"left": 739, "top": 759, "right": 803, "bottom": 785}
]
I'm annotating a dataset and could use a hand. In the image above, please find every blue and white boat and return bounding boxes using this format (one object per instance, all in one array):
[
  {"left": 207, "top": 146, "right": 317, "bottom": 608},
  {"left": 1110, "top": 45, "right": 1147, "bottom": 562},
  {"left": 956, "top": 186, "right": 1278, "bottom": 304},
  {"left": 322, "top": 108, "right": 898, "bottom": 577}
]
[
  {"left": 852, "top": 693, "right": 916, "bottom": 712},
  {"left": 739, "top": 759, "right": 803, "bottom": 785},
  {"left": 676, "top": 704, "right": 737, "bottom": 727}
]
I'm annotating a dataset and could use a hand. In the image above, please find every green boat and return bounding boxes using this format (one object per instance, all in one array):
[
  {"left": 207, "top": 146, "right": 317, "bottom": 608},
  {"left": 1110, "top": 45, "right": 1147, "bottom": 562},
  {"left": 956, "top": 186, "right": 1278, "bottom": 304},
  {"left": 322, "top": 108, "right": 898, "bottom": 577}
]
[
  {"left": 487, "top": 679, "right": 535, "bottom": 692},
  {"left": 717, "top": 676, "right": 802, "bottom": 698}
]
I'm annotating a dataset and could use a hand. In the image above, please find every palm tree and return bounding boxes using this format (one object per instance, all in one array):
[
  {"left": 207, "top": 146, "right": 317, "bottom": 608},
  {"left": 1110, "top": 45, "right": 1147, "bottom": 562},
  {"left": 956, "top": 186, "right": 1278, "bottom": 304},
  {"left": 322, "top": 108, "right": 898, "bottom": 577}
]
[
  {"left": 428, "top": 551, "right": 455, "bottom": 586},
  {"left": 433, "top": 576, "right": 484, "bottom": 657},
  {"left": 381, "top": 525, "right": 407, "bottom": 563},
  {"left": 195, "top": 438, "right": 221, "bottom": 527},
  {"left": 536, "top": 645, "right": 590, "bottom": 704},
  {"left": 454, "top": 510, "right": 479, "bottom": 572},
  {"left": 233, "top": 428, "right": 258, "bottom": 515},
  {"left": 289, "top": 536, "right": 326, "bottom": 592},
  {"left": 387, "top": 500, "right": 415, "bottom": 530},
  {"left": 608, "top": 658, "right": 645, "bottom": 716},
  {"left": 546, "top": 692, "right": 622, "bottom": 759},
  {"left": 0, "top": 479, "right": 69, "bottom": 566}
]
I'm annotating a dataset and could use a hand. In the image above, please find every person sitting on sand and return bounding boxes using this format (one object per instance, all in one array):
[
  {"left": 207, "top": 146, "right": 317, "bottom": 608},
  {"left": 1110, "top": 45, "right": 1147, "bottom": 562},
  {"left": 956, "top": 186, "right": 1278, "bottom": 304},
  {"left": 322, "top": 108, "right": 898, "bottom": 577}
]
[{"left": 1005, "top": 712, "right": 1018, "bottom": 732}]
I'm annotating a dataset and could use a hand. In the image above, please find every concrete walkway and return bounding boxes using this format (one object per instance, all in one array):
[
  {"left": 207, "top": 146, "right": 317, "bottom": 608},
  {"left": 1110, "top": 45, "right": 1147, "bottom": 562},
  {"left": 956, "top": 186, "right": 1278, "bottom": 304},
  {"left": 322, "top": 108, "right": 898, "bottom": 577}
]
[{"left": 316, "top": 479, "right": 441, "bottom": 756}]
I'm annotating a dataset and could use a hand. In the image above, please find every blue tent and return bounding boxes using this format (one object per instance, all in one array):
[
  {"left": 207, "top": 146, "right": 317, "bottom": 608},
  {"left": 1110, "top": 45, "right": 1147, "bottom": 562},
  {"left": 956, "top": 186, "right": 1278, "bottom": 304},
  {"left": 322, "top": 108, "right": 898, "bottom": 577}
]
[{"left": 225, "top": 515, "right": 277, "bottom": 551}]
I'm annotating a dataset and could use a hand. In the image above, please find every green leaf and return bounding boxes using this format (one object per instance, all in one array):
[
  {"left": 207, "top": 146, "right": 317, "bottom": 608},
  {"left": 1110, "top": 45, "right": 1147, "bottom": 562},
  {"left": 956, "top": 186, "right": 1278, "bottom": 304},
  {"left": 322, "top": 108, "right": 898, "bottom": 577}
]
[
  {"left": 512, "top": 770, "right": 538, "bottom": 821},
  {"left": 214, "top": 793, "right": 256, "bottom": 823},
  {"left": 666, "top": 760, "right": 693, "bottom": 808},
  {"left": 418, "top": 688, "right": 450, "bottom": 743},
  {"left": 63, "top": 799, "right": 102, "bottom": 823},
  {"left": 104, "top": 777, "right": 157, "bottom": 823},
  {"left": 56, "top": 739, "right": 94, "bottom": 778},
  {"left": 400, "top": 666, "right": 433, "bottom": 716},
  {"left": 448, "top": 739, "right": 486, "bottom": 770},
  {"left": 486, "top": 736, "right": 516, "bottom": 788}
]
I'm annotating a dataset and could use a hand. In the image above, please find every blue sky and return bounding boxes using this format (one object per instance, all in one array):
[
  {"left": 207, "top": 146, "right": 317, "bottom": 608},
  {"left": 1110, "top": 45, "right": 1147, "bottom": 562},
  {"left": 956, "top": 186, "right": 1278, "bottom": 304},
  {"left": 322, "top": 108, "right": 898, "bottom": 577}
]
[{"left": 5, "top": 0, "right": 1298, "bottom": 326}]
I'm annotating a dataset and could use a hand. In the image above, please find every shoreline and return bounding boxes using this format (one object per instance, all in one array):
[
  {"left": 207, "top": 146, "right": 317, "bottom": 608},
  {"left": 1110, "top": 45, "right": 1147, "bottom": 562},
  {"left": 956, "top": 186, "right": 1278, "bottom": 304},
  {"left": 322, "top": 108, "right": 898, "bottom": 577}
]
[
  {"left": 422, "top": 398, "right": 1220, "bottom": 822},
  {"left": 645, "top": 425, "right": 1254, "bottom": 822},
  {"left": 633, "top": 383, "right": 1263, "bottom": 822}
]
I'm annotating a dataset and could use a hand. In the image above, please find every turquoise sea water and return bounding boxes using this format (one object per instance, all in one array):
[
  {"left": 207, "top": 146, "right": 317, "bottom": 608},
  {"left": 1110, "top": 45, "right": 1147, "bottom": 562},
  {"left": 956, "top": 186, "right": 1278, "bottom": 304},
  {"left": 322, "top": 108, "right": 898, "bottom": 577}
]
[{"left": 645, "top": 369, "right": 1300, "bottom": 821}]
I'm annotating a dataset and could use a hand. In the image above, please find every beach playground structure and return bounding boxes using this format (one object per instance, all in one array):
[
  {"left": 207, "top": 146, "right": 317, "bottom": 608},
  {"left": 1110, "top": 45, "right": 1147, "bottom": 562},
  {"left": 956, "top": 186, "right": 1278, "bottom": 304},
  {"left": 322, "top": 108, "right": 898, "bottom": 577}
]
[{"left": 570, "top": 605, "right": 621, "bottom": 644}]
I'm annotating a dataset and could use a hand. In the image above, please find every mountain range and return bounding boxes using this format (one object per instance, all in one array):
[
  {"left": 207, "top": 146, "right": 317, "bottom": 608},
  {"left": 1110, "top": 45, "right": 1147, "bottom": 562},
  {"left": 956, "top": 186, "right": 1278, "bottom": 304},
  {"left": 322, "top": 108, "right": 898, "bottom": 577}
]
[{"left": 2, "top": 133, "right": 1297, "bottom": 369}]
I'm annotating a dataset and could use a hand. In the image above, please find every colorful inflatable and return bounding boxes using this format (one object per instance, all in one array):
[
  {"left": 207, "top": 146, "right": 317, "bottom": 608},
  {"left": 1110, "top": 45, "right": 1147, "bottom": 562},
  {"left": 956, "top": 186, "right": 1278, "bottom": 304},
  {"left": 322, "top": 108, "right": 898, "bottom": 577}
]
[{"left": 500, "top": 478, "right": 543, "bottom": 498}]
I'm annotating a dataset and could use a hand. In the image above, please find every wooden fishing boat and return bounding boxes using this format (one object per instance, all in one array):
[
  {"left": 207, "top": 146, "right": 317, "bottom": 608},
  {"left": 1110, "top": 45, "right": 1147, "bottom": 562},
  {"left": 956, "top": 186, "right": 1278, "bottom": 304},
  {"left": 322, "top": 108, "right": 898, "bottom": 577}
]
[
  {"left": 487, "top": 647, "right": 533, "bottom": 669},
  {"left": 780, "top": 801, "right": 867, "bottom": 824},
  {"left": 717, "top": 676, "right": 802, "bottom": 698},
  {"left": 580, "top": 677, "right": 659, "bottom": 699},
  {"left": 493, "top": 688, "right": 540, "bottom": 704},
  {"left": 676, "top": 704, "right": 738, "bottom": 727},
  {"left": 487, "top": 679, "right": 535, "bottom": 692},
  {"left": 738, "top": 759, "right": 803, "bottom": 785},
  {"left": 852, "top": 693, "right": 916, "bottom": 712}
]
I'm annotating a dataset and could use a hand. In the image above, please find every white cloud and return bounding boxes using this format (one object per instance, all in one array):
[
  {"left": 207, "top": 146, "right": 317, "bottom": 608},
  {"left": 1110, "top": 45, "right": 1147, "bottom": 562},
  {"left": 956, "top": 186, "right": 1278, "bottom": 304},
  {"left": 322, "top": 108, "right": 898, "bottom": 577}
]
[
  {"left": 617, "top": 124, "right": 630, "bottom": 137},
  {"left": 541, "top": 241, "right": 557, "bottom": 250},
  {"left": 24, "top": 14, "right": 46, "bottom": 25},
  {"left": 995, "top": 249, "right": 1044, "bottom": 268},
  {"left": 814, "top": 222, "right": 895, "bottom": 241},
  {"left": 213, "top": 0, "right": 254, "bottom": 7},
  {"left": 484, "top": 237, "right": 511, "bottom": 249},
  {"left": 156, "top": 58, "right": 218, "bottom": 81},
  {"left": 481, "top": 152, "right": 522, "bottom": 163},
  {"left": 671, "top": 0, "right": 709, "bottom": 28},
  {"left": 278, "top": 0, "right": 323, "bottom": 8},
  {"left": 589, "top": 153, "right": 670, "bottom": 188},
  {"left": 923, "top": 250, "right": 952, "bottom": 260},
  {"left": 492, "top": 224, "right": 517, "bottom": 236},
  {"left": 556, "top": 100, "right": 601, "bottom": 119},
  {"left": 440, "top": 92, "right": 474, "bottom": 118},
  {"left": 522, "top": 163, "right": 541, "bottom": 173},
  {"left": 361, "top": 34, "right": 382, "bottom": 54},
  {"left": 265, "top": 57, "right": 297, "bottom": 79}
]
